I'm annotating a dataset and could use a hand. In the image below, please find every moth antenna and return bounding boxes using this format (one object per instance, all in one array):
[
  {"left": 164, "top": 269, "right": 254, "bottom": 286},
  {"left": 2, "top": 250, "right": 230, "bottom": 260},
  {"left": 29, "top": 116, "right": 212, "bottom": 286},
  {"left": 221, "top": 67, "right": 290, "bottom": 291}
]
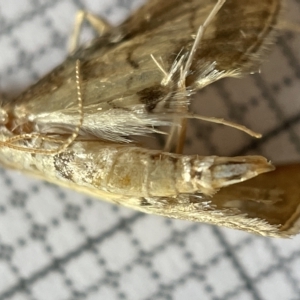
[
  {"left": 0, "top": 133, "right": 64, "bottom": 155},
  {"left": 1, "top": 60, "right": 84, "bottom": 154},
  {"left": 53, "top": 59, "right": 84, "bottom": 153},
  {"left": 7, "top": 133, "right": 64, "bottom": 144}
]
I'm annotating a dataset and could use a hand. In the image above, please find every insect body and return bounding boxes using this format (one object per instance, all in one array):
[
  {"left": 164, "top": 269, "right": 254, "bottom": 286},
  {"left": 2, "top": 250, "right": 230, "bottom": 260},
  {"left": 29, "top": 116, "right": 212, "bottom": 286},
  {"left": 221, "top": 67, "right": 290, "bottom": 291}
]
[{"left": 2, "top": 0, "right": 299, "bottom": 238}]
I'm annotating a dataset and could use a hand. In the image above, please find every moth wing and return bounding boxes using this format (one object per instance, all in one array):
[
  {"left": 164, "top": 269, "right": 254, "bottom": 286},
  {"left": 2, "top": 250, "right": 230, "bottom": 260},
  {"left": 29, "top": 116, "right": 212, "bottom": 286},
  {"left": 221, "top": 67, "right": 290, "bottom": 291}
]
[
  {"left": 120, "top": 0, "right": 281, "bottom": 77},
  {"left": 122, "top": 164, "right": 300, "bottom": 238},
  {"left": 9, "top": 0, "right": 281, "bottom": 143}
]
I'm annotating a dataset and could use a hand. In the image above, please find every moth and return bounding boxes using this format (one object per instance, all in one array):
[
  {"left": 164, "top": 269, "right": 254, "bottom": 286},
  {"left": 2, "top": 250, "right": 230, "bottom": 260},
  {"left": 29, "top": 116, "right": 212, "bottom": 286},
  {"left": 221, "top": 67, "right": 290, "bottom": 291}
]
[{"left": 1, "top": 0, "right": 299, "bottom": 238}]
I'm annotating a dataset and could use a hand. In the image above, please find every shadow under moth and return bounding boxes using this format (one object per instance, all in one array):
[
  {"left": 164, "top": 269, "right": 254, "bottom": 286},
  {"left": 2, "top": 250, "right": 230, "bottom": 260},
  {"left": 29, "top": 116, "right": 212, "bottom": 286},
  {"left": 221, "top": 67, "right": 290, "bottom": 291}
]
[{"left": 1, "top": 0, "right": 299, "bottom": 237}]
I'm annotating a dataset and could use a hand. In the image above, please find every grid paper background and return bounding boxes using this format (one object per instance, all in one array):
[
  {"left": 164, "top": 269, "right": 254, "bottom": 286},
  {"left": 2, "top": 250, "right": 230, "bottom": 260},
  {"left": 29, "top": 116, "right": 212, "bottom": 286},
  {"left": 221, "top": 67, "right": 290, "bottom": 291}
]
[{"left": 0, "top": 0, "right": 300, "bottom": 300}]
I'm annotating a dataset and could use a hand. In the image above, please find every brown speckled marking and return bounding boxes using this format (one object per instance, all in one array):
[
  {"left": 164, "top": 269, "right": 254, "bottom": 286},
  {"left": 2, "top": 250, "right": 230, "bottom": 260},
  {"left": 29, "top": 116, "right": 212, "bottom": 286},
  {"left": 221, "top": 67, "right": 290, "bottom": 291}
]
[
  {"left": 126, "top": 75, "right": 134, "bottom": 89},
  {"left": 137, "top": 84, "right": 169, "bottom": 111},
  {"left": 126, "top": 49, "right": 139, "bottom": 69},
  {"left": 140, "top": 198, "right": 152, "bottom": 206},
  {"left": 54, "top": 151, "right": 75, "bottom": 182},
  {"left": 149, "top": 153, "right": 164, "bottom": 161},
  {"left": 149, "top": 153, "right": 179, "bottom": 165}
]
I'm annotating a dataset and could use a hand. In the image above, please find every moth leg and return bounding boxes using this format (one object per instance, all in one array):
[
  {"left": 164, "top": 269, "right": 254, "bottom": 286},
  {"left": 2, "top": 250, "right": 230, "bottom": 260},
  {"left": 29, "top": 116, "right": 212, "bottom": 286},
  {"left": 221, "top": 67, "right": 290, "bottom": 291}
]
[
  {"left": 184, "top": 114, "right": 261, "bottom": 138},
  {"left": 181, "top": 0, "right": 226, "bottom": 84},
  {"left": 164, "top": 0, "right": 226, "bottom": 153},
  {"left": 149, "top": 54, "right": 185, "bottom": 152},
  {"left": 69, "top": 10, "right": 113, "bottom": 53}
]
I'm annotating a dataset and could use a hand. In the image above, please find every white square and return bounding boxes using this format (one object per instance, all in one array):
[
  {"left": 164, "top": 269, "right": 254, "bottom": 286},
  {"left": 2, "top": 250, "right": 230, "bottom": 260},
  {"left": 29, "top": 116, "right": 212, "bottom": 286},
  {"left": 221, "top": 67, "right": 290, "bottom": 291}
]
[
  {"left": 221, "top": 227, "right": 252, "bottom": 247},
  {"left": 174, "top": 278, "right": 211, "bottom": 300},
  {"left": 152, "top": 245, "right": 190, "bottom": 284},
  {"left": 229, "top": 290, "right": 256, "bottom": 300},
  {"left": 236, "top": 237, "right": 275, "bottom": 279},
  {"left": 45, "top": 2, "right": 77, "bottom": 36},
  {"left": 271, "top": 233, "right": 300, "bottom": 259},
  {"left": 119, "top": 265, "right": 157, "bottom": 300},
  {"left": 0, "top": 208, "right": 31, "bottom": 245},
  {"left": 9, "top": 293, "right": 31, "bottom": 300},
  {"left": 11, "top": 241, "right": 52, "bottom": 277},
  {"left": 205, "top": 258, "right": 243, "bottom": 298},
  {"left": 64, "top": 252, "right": 103, "bottom": 290},
  {"left": 0, "top": 0, "right": 32, "bottom": 22},
  {"left": 31, "top": 272, "right": 70, "bottom": 300},
  {"left": 130, "top": 215, "right": 172, "bottom": 251},
  {"left": 12, "top": 15, "right": 52, "bottom": 53},
  {"left": 257, "top": 271, "right": 297, "bottom": 300},
  {"left": 0, "top": 262, "right": 18, "bottom": 293},
  {"left": 287, "top": 255, "right": 300, "bottom": 283},
  {"left": 99, "top": 231, "right": 137, "bottom": 271},
  {"left": 26, "top": 188, "right": 64, "bottom": 225},
  {"left": 85, "top": 286, "right": 119, "bottom": 300},
  {"left": 0, "top": 36, "right": 19, "bottom": 72},
  {"left": 80, "top": 201, "right": 119, "bottom": 237},
  {"left": 185, "top": 225, "right": 223, "bottom": 264},
  {"left": 47, "top": 222, "right": 86, "bottom": 257}
]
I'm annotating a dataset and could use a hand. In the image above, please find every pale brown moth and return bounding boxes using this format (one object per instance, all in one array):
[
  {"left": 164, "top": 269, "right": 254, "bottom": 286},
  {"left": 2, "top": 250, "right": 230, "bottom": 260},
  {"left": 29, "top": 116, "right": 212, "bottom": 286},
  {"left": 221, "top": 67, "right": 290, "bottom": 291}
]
[{"left": 1, "top": 0, "right": 299, "bottom": 238}]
